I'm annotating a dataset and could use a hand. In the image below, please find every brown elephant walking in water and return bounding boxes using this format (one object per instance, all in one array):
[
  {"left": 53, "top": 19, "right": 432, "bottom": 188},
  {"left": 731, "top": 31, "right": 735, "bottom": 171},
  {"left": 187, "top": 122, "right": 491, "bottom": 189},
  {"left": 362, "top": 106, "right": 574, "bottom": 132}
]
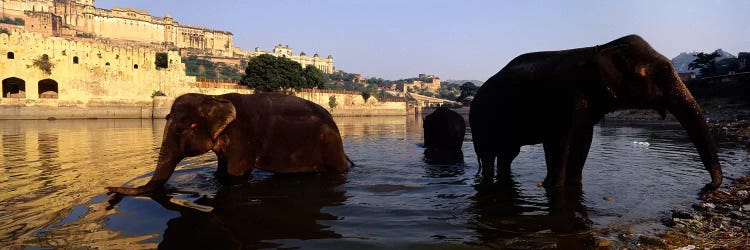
[
  {"left": 469, "top": 35, "right": 722, "bottom": 191},
  {"left": 107, "top": 92, "right": 353, "bottom": 195}
]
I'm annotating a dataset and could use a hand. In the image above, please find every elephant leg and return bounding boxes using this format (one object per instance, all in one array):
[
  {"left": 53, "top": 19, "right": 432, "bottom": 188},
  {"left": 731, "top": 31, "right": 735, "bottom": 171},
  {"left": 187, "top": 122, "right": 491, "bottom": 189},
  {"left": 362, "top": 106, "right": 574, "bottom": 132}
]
[
  {"left": 215, "top": 154, "right": 229, "bottom": 184},
  {"left": 565, "top": 126, "right": 593, "bottom": 187},
  {"left": 224, "top": 153, "right": 253, "bottom": 185},
  {"left": 477, "top": 153, "right": 496, "bottom": 182},
  {"left": 543, "top": 139, "right": 570, "bottom": 188},
  {"left": 496, "top": 147, "right": 520, "bottom": 178}
]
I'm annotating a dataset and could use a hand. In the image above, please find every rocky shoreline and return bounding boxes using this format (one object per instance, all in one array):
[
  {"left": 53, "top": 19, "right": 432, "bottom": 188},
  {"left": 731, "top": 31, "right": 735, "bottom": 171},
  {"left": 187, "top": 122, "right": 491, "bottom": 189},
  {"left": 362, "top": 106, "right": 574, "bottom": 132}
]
[
  {"left": 596, "top": 119, "right": 750, "bottom": 249},
  {"left": 658, "top": 121, "right": 750, "bottom": 249}
]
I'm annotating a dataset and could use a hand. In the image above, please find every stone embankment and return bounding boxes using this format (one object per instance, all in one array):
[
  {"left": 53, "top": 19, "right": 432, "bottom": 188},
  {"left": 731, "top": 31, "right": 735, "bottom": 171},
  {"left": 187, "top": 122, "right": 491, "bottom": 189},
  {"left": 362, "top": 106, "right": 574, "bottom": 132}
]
[{"left": 657, "top": 120, "right": 750, "bottom": 249}]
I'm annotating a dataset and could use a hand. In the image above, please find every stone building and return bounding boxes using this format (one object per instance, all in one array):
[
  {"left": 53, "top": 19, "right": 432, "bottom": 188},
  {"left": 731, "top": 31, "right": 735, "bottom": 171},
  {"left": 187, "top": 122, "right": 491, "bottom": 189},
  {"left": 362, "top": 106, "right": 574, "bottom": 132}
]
[
  {"left": 248, "top": 44, "right": 335, "bottom": 74},
  {"left": 0, "top": 0, "right": 234, "bottom": 56},
  {"left": 0, "top": 0, "right": 335, "bottom": 73},
  {"left": 0, "top": 29, "right": 196, "bottom": 103},
  {"left": 403, "top": 74, "right": 441, "bottom": 92}
]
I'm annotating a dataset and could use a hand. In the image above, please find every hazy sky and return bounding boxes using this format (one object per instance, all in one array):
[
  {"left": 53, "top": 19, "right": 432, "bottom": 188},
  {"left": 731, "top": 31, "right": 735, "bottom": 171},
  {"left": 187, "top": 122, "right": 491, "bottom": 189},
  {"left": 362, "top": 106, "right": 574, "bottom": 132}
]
[{"left": 96, "top": 0, "right": 749, "bottom": 81}]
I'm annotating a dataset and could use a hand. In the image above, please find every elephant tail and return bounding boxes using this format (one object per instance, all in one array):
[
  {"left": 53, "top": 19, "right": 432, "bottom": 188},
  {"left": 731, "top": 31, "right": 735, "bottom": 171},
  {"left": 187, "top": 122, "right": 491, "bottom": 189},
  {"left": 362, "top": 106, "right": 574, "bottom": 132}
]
[{"left": 346, "top": 155, "right": 356, "bottom": 167}]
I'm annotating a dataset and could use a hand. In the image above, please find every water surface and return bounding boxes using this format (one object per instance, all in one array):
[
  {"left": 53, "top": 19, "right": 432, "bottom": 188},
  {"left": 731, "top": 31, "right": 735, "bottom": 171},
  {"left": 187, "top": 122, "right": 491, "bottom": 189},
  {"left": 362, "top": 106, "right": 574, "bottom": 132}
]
[{"left": 0, "top": 116, "right": 746, "bottom": 248}]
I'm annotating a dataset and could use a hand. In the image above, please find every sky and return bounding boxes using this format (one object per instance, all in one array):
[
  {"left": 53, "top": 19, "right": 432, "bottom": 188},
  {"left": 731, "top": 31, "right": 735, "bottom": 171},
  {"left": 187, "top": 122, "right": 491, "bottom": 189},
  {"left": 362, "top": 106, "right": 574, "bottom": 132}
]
[{"left": 95, "top": 0, "right": 750, "bottom": 81}]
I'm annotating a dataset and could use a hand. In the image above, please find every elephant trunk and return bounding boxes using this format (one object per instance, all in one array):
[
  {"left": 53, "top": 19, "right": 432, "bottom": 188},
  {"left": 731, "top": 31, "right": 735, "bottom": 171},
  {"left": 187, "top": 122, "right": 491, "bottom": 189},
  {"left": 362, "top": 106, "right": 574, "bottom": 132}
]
[
  {"left": 667, "top": 78, "right": 723, "bottom": 191},
  {"left": 107, "top": 127, "right": 183, "bottom": 196}
]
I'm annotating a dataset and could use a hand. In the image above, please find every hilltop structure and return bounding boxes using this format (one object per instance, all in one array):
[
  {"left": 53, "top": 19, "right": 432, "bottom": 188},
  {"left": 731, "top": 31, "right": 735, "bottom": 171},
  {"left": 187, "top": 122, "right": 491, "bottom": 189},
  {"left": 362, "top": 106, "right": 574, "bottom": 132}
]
[
  {"left": 0, "top": 0, "right": 335, "bottom": 72},
  {"left": 0, "top": 1, "right": 405, "bottom": 119},
  {"left": 245, "top": 44, "right": 335, "bottom": 74},
  {"left": 403, "top": 74, "right": 441, "bottom": 92}
]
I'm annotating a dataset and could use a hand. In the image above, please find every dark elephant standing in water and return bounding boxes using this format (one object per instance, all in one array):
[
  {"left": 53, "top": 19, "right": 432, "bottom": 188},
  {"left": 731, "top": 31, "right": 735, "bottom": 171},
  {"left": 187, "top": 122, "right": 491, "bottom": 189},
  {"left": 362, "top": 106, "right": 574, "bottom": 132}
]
[
  {"left": 423, "top": 107, "right": 466, "bottom": 164},
  {"left": 107, "top": 93, "right": 353, "bottom": 195},
  {"left": 469, "top": 35, "right": 722, "bottom": 191}
]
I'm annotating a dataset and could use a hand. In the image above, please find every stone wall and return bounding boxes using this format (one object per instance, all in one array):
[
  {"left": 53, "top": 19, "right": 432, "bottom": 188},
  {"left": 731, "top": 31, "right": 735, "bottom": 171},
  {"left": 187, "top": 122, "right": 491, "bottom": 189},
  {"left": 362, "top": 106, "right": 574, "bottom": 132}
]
[
  {"left": 294, "top": 89, "right": 406, "bottom": 116},
  {"left": 0, "top": 29, "right": 249, "bottom": 119},
  {"left": 0, "top": 30, "right": 404, "bottom": 119}
]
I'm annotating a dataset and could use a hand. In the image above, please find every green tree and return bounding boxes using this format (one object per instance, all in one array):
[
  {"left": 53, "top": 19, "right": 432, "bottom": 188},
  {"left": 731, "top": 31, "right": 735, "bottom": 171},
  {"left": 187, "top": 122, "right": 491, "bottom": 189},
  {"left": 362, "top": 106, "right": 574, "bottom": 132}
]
[
  {"left": 457, "top": 82, "right": 479, "bottom": 101},
  {"left": 302, "top": 65, "right": 328, "bottom": 89},
  {"left": 241, "top": 54, "right": 305, "bottom": 92},
  {"left": 328, "top": 95, "right": 338, "bottom": 110},
  {"left": 688, "top": 52, "right": 720, "bottom": 76},
  {"left": 33, "top": 54, "right": 54, "bottom": 75}
]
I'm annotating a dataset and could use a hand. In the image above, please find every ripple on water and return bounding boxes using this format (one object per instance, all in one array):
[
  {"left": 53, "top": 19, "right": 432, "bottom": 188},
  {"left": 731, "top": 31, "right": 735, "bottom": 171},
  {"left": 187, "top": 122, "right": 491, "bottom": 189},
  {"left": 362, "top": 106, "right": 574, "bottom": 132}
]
[{"left": 0, "top": 118, "right": 746, "bottom": 248}]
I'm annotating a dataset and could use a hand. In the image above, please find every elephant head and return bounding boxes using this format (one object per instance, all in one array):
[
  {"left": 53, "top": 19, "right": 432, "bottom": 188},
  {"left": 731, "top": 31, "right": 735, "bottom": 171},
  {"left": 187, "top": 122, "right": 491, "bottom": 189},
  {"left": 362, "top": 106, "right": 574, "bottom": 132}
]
[
  {"left": 107, "top": 94, "right": 236, "bottom": 195},
  {"left": 596, "top": 35, "right": 722, "bottom": 191}
]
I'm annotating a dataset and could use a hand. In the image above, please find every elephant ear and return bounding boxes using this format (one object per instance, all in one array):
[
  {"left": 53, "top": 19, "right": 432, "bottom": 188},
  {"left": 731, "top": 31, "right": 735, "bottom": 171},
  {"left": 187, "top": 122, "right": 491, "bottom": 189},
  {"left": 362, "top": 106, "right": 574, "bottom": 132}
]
[
  {"left": 201, "top": 97, "right": 236, "bottom": 140},
  {"left": 596, "top": 44, "right": 631, "bottom": 103}
]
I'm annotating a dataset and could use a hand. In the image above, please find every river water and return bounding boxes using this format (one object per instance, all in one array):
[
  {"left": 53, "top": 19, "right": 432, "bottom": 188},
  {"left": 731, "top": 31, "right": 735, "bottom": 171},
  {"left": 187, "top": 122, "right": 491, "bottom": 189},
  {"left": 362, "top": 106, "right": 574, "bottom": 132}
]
[{"left": 0, "top": 116, "right": 747, "bottom": 249}]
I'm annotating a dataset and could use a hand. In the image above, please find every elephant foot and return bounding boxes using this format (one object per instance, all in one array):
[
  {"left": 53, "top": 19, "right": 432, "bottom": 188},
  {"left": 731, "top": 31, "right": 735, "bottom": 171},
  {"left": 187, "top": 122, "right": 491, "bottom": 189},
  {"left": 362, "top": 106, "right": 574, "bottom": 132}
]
[
  {"left": 542, "top": 178, "right": 565, "bottom": 190},
  {"left": 699, "top": 181, "right": 722, "bottom": 196}
]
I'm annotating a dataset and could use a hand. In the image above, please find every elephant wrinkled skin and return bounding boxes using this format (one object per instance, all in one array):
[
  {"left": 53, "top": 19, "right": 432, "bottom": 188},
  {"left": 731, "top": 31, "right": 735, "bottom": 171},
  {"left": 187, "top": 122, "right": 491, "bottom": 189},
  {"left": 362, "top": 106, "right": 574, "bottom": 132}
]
[
  {"left": 107, "top": 93, "right": 352, "bottom": 196},
  {"left": 469, "top": 35, "right": 722, "bottom": 192}
]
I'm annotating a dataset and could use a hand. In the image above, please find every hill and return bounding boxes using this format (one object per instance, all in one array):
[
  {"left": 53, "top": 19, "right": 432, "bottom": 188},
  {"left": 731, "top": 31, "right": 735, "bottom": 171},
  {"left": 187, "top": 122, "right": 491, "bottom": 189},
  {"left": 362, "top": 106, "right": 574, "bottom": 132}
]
[{"left": 672, "top": 49, "right": 736, "bottom": 73}]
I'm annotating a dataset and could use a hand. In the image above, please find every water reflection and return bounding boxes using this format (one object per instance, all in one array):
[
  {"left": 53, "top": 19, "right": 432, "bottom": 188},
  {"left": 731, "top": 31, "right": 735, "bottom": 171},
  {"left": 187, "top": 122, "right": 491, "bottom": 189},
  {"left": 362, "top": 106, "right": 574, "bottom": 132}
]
[
  {"left": 424, "top": 148, "right": 465, "bottom": 165},
  {"left": 0, "top": 117, "right": 745, "bottom": 248},
  {"left": 0, "top": 119, "right": 161, "bottom": 247},
  {"left": 470, "top": 176, "right": 592, "bottom": 248},
  {"left": 137, "top": 174, "right": 346, "bottom": 249}
]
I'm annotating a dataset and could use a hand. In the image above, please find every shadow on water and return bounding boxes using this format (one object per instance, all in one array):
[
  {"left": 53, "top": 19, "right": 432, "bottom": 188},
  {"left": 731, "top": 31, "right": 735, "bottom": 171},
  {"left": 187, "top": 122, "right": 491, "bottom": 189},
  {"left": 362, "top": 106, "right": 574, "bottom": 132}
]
[
  {"left": 2, "top": 118, "right": 747, "bottom": 248},
  {"left": 470, "top": 175, "right": 593, "bottom": 249},
  {"left": 423, "top": 148, "right": 465, "bottom": 166},
  {"left": 110, "top": 174, "right": 347, "bottom": 249}
]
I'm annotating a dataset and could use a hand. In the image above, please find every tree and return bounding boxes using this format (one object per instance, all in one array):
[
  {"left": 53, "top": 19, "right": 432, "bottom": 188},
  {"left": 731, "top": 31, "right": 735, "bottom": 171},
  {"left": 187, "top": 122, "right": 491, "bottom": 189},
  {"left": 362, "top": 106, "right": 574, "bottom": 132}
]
[
  {"left": 688, "top": 52, "right": 720, "bottom": 76},
  {"left": 241, "top": 54, "right": 304, "bottom": 92},
  {"left": 328, "top": 95, "right": 338, "bottom": 110},
  {"left": 302, "top": 65, "right": 328, "bottom": 89},
  {"left": 33, "top": 54, "right": 54, "bottom": 75},
  {"left": 457, "top": 82, "right": 479, "bottom": 101}
]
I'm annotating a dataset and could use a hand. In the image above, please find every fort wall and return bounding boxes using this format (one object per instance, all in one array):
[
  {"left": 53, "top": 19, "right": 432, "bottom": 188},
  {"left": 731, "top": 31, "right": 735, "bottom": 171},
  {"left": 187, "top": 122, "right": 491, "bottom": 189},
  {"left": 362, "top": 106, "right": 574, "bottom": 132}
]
[{"left": 1, "top": 0, "right": 334, "bottom": 73}]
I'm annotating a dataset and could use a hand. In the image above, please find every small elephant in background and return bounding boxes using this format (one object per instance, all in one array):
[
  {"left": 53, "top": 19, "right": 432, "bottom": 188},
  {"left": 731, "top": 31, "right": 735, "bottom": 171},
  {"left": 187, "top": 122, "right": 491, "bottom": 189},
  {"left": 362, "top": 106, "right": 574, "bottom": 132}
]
[
  {"left": 470, "top": 35, "right": 722, "bottom": 191},
  {"left": 423, "top": 107, "right": 466, "bottom": 164},
  {"left": 107, "top": 92, "right": 353, "bottom": 196}
]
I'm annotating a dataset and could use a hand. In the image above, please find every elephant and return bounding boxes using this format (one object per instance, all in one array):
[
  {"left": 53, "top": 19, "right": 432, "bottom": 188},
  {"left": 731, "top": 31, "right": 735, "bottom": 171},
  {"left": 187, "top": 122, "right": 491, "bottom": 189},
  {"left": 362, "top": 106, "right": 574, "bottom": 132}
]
[
  {"left": 107, "top": 92, "right": 353, "bottom": 196},
  {"left": 424, "top": 107, "right": 466, "bottom": 151},
  {"left": 423, "top": 107, "right": 466, "bottom": 164},
  {"left": 469, "top": 35, "right": 722, "bottom": 192}
]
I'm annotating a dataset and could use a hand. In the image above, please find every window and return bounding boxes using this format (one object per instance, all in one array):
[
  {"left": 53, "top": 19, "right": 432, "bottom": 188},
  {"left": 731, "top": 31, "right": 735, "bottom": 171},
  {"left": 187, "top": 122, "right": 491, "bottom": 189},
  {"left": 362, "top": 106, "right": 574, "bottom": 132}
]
[
  {"left": 7, "top": 52, "right": 14, "bottom": 59},
  {"left": 73, "top": 56, "right": 79, "bottom": 64},
  {"left": 105, "top": 62, "right": 110, "bottom": 66},
  {"left": 133, "top": 64, "right": 139, "bottom": 69}
]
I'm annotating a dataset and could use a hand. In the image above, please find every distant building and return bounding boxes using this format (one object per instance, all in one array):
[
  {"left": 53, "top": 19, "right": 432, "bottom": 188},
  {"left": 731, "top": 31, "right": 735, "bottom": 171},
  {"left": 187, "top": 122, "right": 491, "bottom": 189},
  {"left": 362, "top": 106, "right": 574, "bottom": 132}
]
[
  {"left": 246, "top": 44, "right": 335, "bottom": 74},
  {"left": 403, "top": 74, "right": 441, "bottom": 92},
  {"left": 678, "top": 72, "right": 696, "bottom": 82},
  {"left": 353, "top": 74, "right": 365, "bottom": 84},
  {"left": 0, "top": 0, "right": 335, "bottom": 73}
]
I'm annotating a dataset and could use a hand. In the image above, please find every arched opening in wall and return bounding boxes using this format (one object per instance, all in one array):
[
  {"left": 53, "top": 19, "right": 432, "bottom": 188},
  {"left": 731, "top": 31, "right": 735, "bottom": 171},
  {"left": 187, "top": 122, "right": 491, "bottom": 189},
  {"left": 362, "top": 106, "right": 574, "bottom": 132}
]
[
  {"left": 105, "top": 62, "right": 110, "bottom": 66},
  {"left": 38, "top": 79, "right": 58, "bottom": 99},
  {"left": 73, "top": 56, "right": 79, "bottom": 64},
  {"left": 7, "top": 52, "right": 14, "bottom": 59},
  {"left": 155, "top": 52, "right": 168, "bottom": 69},
  {"left": 2, "top": 77, "right": 26, "bottom": 98},
  {"left": 133, "top": 64, "right": 139, "bottom": 69}
]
